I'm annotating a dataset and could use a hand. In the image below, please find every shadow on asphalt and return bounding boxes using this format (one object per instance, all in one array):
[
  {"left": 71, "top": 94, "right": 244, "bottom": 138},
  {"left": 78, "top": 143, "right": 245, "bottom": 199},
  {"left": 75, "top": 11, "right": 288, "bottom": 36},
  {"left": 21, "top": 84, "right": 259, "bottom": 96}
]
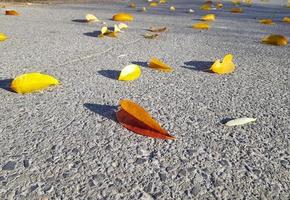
[
  {"left": 84, "top": 31, "right": 102, "bottom": 37},
  {"left": 84, "top": 103, "right": 118, "bottom": 122},
  {"left": 0, "top": 79, "right": 15, "bottom": 93},
  {"left": 72, "top": 19, "right": 88, "bottom": 23},
  {"left": 131, "top": 61, "right": 148, "bottom": 68},
  {"left": 98, "top": 70, "right": 120, "bottom": 80},
  {"left": 182, "top": 61, "right": 213, "bottom": 72},
  {"left": 220, "top": 117, "right": 235, "bottom": 124}
]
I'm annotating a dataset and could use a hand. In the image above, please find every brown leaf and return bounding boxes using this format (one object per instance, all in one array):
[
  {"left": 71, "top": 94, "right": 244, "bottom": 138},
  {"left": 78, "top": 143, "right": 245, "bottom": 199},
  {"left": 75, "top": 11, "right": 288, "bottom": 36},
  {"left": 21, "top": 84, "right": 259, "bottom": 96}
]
[
  {"left": 149, "top": 26, "right": 167, "bottom": 32},
  {"left": 143, "top": 33, "right": 160, "bottom": 39},
  {"left": 5, "top": 10, "right": 20, "bottom": 16}
]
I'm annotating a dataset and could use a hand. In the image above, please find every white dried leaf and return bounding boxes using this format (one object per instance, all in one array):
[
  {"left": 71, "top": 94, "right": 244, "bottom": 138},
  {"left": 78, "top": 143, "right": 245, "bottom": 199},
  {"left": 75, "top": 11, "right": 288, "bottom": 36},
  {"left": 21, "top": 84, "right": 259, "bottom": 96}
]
[{"left": 225, "top": 118, "right": 256, "bottom": 126}]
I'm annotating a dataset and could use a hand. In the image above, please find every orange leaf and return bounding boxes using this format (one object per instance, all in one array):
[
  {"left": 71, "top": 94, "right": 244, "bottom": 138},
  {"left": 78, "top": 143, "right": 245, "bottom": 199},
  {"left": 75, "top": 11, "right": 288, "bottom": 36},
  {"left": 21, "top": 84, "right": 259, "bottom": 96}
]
[
  {"left": 149, "top": 57, "right": 173, "bottom": 72},
  {"left": 192, "top": 22, "right": 210, "bottom": 29},
  {"left": 282, "top": 16, "right": 290, "bottom": 23},
  {"left": 116, "top": 99, "right": 175, "bottom": 140},
  {"left": 5, "top": 10, "right": 20, "bottom": 16},
  {"left": 259, "top": 19, "right": 275, "bottom": 25},
  {"left": 129, "top": 3, "right": 136, "bottom": 8},
  {"left": 262, "top": 34, "right": 288, "bottom": 46}
]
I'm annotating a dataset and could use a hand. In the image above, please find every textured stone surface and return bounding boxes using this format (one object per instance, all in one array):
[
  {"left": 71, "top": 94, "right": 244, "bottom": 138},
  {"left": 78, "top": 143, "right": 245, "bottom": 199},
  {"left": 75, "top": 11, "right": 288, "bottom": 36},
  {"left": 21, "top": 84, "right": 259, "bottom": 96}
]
[{"left": 0, "top": 0, "right": 289, "bottom": 199}]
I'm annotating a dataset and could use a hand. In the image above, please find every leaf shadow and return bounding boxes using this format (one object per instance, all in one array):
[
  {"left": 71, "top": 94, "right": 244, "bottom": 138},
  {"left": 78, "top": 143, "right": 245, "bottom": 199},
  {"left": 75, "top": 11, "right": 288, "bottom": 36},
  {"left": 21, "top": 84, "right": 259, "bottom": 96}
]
[
  {"left": 84, "top": 31, "right": 102, "bottom": 37},
  {"left": 84, "top": 103, "right": 118, "bottom": 122},
  {"left": 131, "top": 61, "right": 148, "bottom": 68},
  {"left": 0, "top": 79, "right": 15, "bottom": 93},
  {"left": 220, "top": 117, "right": 235, "bottom": 124},
  {"left": 98, "top": 70, "right": 120, "bottom": 80},
  {"left": 182, "top": 61, "right": 213, "bottom": 72},
  {"left": 72, "top": 19, "right": 88, "bottom": 23}
]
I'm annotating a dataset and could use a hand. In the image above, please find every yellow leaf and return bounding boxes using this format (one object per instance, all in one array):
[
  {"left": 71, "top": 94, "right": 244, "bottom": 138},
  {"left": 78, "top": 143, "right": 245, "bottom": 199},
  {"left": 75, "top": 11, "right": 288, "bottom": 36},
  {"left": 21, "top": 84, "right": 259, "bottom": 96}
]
[
  {"left": 159, "top": 0, "right": 166, "bottom": 4},
  {"left": 5, "top": 10, "right": 20, "bottom": 16},
  {"left": 282, "top": 16, "right": 290, "bottom": 23},
  {"left": 118, "top": 64, "right": 141, "bottom": 81},
  {"left": 112, "top": 13, "right": 134, "bottom": 21},
  {"left": 259, "top": 19, "right": 275, "bottom": 25},
  {"left": 170, "top": 6, "right": 176, "bottom": 11},
  {"left": 118, "top": 23, "right": 128, "bottom": 29},
  {"left": 0, "top": 33, "right": 8, "bottom": 41},
  {"left": 192, "top": 22, "right": 210, "bottom": 29},
  {"left": 231, "top": 0, "right": 241, "bottom": 5},
  {"left": 210, "top": 54, "right": 235, "bottom": 74},
  {"left": 201, "top": 14, "right": 216, "bottom": 21},
  {"left": 10, "top": 73, "right": 59, "bottom": 94},
  {"left": 262, "top": 34, "right": 288, "bottom": 46},
  {"left": 114, "top": 24, "right": 121, "bottom": 33},
  {"left": 106, "top": 31, "right": 118, "bottom": 38},
  {"left": 149, "top": 57, "right": 173, "bottom": 72},
  {"left": 85, "top": 14, "right": 99, "bottom": 22},
  {"left": 142, "top": 7, "right": 147, "bottom": 12},
  {"left": 200, "top": 4, "right": 212, "bottom": 10},
  {"left": 231, "top": 7, "right": 243, "bottom": 13},
  {"left": 149, "top": 2, "right": 158, "bottom": 7}
]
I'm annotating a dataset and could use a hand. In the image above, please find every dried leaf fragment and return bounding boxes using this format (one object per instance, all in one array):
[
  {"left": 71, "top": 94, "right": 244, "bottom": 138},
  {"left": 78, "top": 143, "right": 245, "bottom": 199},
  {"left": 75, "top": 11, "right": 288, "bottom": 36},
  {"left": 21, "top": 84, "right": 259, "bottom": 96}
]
[
  {"left": 10, "top": 72, "right": 59, "bottom": 94},
  {"left": 86, "top": 14, "right": 99, "bottom": 22},
  {"left": 230, "top": 7, "right": 243, "bottom": 13},
  {"left": 118, "top": 64, "right": 141, "bottom": 81},
  {"left": 113, "top": 13, "right": 134, "bottom": 21},
  {"left": 142, "top": 7, "right": 147, "bottom": 12},
  {"left": 282, "top": 16, "right": 290, "bottom": 23},
  {"left": 5, "top": 10, "right": 20, "bottom": 16},
  {"left": 114, "top": 24, "right": 121, "bottom": 33},
  {"left": 225, "top": 118, "right": 256, "bottom": 126},
  {"left": 259, "top": 19, "right": 275, "bottom": 25},
  {"left": 143, "top": 33, "right": 159, "bottom": 39},
  {"left": 210, "top": 54, "right": 235, "bottom": 74},
  {"left": 200, "top": 4, "right": 212, "bottom": 10},
  {"left": 192, "top": 22, "right": 210, "bottom": 29},
  {"left": 159, "top": 0, "right": 166, "bottom": 3},
  {"left": 0, "top": 33, "right": 8, "bottom": 41},
  {"left": 129, "top": 3, "right": 136, "bottom": 8},
  {"left": 116, "top": 99, "right": 175, "bottom": 140},
  {"left": 262, "top": 34, "right": 288, "bottom": 46},
  {"left": 118, "top": 23, "right": 128, "bottom": 30},
  {"left": 216, "top": 2, "right": 223, "bottom": 8},
  {"left": 149, "top": 57, "right": 173, "bottom": 72},
  {"left": 149, "top": 26, "right": 167, "bottom": 32},
  {"left": 201, "top": 14, "right": 216, "bottom": 21}
]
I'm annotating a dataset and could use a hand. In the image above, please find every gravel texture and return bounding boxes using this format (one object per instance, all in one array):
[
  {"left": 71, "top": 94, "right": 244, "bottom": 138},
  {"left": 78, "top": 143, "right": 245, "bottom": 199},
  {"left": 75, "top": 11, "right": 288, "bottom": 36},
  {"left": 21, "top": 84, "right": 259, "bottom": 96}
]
[{"left": 0, "top": 0, "right": 289, "bottom": 199}]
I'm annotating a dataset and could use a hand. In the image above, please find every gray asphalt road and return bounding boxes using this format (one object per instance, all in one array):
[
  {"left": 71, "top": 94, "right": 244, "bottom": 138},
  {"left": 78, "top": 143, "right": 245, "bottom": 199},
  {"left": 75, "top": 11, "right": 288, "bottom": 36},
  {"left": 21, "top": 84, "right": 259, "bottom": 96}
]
[{"left": 0, "top": 0, "right": 289, "bottom": 199}]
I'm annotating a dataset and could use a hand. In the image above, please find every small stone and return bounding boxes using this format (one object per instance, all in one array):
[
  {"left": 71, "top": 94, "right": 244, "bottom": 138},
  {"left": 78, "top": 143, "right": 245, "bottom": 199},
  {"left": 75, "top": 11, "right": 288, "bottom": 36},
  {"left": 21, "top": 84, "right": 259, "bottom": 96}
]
[
  {"left": 0, "top": 176, "right": 5, "bottom": 181},
  {"left": 2, "top": 161, "right": 16, "bottom": 170},
  {"left": 23, "top": 159, "right": 29, "bottom": 168}
]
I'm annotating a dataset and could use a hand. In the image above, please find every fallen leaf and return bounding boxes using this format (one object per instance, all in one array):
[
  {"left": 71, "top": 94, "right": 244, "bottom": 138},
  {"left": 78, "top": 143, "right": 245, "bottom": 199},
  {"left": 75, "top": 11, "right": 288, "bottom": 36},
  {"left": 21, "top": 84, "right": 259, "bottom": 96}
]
[
  {"left": 0, "top": 5, "right": 5, "bottom": 8},
  {"left": 189, "top": 8, "right": 194, "bottom": 13},
  {"left": 225, "top": 118, "right": 256, "bottom": 126},
  {"left": 159, "top": 0, "right": 166, "bottom": 3},
  {"left": 86, "top": 14, "right": 99, "bottom": 22},
  {"left": 192, "top": 22, "right": 210, "bottom": 29},
  {"left": 99, "top": 27, "right": 118, "bottom": 38},
  {"left": 5, "top": 10, "right": 20, "bottom": 16},
  {"left": 210, "top": 54, "right": 235, "bottom": 74},
  {"left": 204, "top": 0, "right": 213, "bottom": 4},
  {"left": 149, "top": 2, "right": 158, "bottom": 7},
  {"left": 143, "top": 33, "right": 159, "bottom": 39},
  {"left": 216, "top": 2, "right": 223, "bottom": 8},
  {"left": 149, "top": 57, "right": 173, "bottom": 72},
  {"left": 230, "top": 7, "right": 243, "bottom": 13},
  {"left": 262, "top": 34, "right": 288, "bottom": 46},
  {"left": 170, "top": 6, "right": 176, "bottom": 11},
  {"left": 201, "top": 14, "right": 216, "bottom": 21},
  {"left": 10, "top": 72, "right": 59, "bottom": 94},
  {"left": 200, "top": 4, "right": 212, "bottom": 10},
  {"left": 118, "top": 64, "right": 141, "bottom": 81},
  {"left": 118, "top": 23, "right": 128, "bottom": 29},
  {"left": 149, "top": 26, "right": 167, "bottom": 32},
  {"left": 259, "top": 19, "right": 275, "bottom": 25},
  {"left": 114, "top": 24, "right": 121, "bottom": 33},
  {"left": 113, "top": 13, "right": 134, "bottom": 21},
  {"left": 129, "top": 3, "right": 136, "bottom": 8},
  {"left": 282, "top": 16, "right": 290, "bottom": 23},
  {"left": 101, "top": 26, "right": 108, "bottom": 35},
  {"left": 0, "top": 33, "right": 8, "bottom": 41},
  {"left": 231, "top": 0, "right": 241, "bottom": 5},
  {"left": 106, "top": 31, "right": 118, "bottom": 38},
  {"left": 116, "top": 99, "right": 175, "bottom": 140},
  {"left": 244, "top": 0, "right": 253, "bottom": 6},
  {"left": 142, "top": 7, "right": 147, "bottom": 12}
]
